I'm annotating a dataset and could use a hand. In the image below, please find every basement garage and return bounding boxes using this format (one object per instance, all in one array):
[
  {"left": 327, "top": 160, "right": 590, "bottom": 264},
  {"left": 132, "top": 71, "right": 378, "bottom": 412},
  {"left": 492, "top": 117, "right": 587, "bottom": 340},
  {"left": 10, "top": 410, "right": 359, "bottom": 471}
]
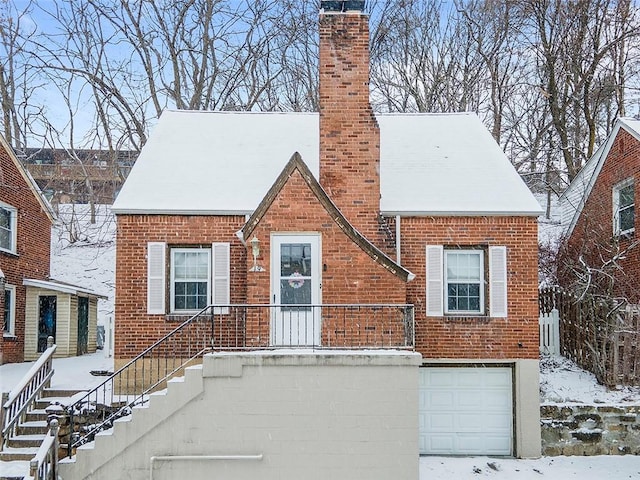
[{"left": 419, "top": 365, "right": 514, "bottom": 455}]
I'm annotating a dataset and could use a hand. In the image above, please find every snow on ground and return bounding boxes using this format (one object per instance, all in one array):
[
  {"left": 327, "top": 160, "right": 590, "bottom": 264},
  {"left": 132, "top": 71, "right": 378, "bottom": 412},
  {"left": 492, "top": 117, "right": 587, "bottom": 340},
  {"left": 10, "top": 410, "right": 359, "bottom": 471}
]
[
  {"left": 49, "top": 204, "right": 116, "bottom": 327},
  {"left": 540, "top": 354, "right": 640, "bottom": 404}
]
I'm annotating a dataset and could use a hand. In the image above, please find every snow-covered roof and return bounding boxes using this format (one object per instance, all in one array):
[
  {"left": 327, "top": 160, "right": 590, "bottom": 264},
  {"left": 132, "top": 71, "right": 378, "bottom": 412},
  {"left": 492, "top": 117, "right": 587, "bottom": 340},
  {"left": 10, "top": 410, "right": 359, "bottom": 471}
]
[
  {"left": 112, "top": 110, "right": 541, "bottom": 217},
  {"left": 23, "top": 278, "right": 108, "bottom": 299},
  {"left": 560, "top": 117, "right": 640, "bottom": 237}
]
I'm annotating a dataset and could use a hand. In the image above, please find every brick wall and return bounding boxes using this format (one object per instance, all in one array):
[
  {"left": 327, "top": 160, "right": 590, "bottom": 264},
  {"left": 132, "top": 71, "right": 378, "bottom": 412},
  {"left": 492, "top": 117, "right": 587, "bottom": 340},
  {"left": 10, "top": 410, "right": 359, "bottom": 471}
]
[
  {"left": 401, "top": 216, "right": 540, "bottom": 359},
  {"left": 0, "top": 144, "right": 51, "bottom": 364},
  {"left": 564, "top": 129, "right": 640, "bottom": 302},
  {"left": 246, "top": 169, "right": 407, "bottom": 345},
  {"left": 318, "top": 12, "right": 382, "bottom": 243},
  {"left": 114, "top": 214, "right": 247, "bottom": 358}
]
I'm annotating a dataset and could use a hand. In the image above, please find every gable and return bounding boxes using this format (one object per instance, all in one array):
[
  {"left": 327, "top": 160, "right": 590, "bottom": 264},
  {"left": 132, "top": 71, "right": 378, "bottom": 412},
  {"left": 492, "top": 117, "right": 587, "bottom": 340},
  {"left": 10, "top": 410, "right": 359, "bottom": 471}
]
[
  {"left": 240, "top": 153, "right": 414, "bottom": 283},
  {"left": 562, "top": 118, "right": 640, "bottom": 238}
]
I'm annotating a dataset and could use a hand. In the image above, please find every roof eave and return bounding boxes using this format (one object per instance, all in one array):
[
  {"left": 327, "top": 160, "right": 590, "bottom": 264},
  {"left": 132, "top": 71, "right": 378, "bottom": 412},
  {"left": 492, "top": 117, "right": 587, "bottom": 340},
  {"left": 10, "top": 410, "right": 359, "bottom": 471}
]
[{"left": 380, "top": 209, "right": 544, "bottom": 217}]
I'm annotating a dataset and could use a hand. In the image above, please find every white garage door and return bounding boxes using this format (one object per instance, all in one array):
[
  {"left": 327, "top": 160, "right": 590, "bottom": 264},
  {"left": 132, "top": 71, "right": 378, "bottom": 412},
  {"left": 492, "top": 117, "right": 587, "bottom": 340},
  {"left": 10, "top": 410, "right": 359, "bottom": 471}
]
[{"left": 419, "top": 366, "right": 513, "bottom": 455}]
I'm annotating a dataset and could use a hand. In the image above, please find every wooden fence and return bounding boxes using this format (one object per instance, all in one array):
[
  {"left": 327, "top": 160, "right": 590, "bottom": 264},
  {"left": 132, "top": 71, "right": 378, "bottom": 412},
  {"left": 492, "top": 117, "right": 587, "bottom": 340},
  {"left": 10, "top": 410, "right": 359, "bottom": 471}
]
[{"left": 539, "top": 287, "right": 640, "bottom": 386}]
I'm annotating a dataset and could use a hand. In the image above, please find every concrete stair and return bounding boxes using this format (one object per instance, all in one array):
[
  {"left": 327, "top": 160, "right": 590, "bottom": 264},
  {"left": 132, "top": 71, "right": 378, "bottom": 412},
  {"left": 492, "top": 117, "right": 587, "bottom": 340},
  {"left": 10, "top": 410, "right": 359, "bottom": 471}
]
[
  {"left": 59, "top": 365, "right": 204, "bottom": 480},
  {"left": 0, "top": 388, "right": 84, "bottom": 479}
]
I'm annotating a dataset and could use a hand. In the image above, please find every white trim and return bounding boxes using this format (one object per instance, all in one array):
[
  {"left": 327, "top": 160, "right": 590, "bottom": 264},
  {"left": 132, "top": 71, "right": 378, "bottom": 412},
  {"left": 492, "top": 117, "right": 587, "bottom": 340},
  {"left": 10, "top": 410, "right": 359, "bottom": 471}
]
[
  {"left": 613, "top": 177, "right": 635, "bottom": 236},
  {"left": 3, "top": 284, "right": 16, "bottom": 335},
  {"left": 212, "top": 243, "right": 230, "bottom": 314},
  {"left": 0, "top": 201, "right": 17, "bottom": 254},
  {"left": 489, "top": 246, "right": 508, "bottom": 318},
  {"left": 381, "top": 210, "right": 542, "bottom": 217},
  {"left": 170, "top": 247, "right": 211, "bottom": 314},
  {"left": 444, "top": 249, "right": 484, "bottom": 315},
  {"left": 112, "top": 208, "right": 254, "bottom": 216},
  {"left": 147, "top": 242, "right": 166, "bottom": 314},
  {"left": 22, "top": 278, "right": 107, "bottom": 299},
  {"left": 425, "top": 245, "right": 444, "bottom": 317}
]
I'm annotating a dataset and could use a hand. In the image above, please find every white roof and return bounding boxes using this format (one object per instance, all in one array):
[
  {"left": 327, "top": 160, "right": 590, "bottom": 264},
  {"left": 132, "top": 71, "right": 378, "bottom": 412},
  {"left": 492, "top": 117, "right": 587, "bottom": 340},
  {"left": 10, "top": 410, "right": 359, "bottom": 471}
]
[
  {"left": 112, "top": 110, "right": 541, "bottom": 216},
  {"left": 23, "top": 278, "right": 108, "bottom": 299}
]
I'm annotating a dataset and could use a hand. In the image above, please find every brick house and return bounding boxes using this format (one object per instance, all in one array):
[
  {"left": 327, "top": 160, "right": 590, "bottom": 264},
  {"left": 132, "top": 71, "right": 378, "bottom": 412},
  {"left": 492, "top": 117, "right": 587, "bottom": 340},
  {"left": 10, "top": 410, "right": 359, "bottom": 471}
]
[
  {"left": 112, "top": 2, "right": 542, "bottom": 457},
  {"left": 560, "top": 118, "right": 640, "bottom": 301},
  {"left": 0, "top": 134, "right": 105, "bottom": 364}
]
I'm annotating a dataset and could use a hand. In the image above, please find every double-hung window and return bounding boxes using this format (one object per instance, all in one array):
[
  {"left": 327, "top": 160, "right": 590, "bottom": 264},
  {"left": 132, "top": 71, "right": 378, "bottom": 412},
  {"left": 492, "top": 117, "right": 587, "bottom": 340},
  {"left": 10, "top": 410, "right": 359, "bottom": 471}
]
[
  {"left": 146, "top": 242, "right": 230, "bottom": 315},
  {"left": 3, "top": 285, "right": 15, "bottom": 335},
  {"left": 171, "top": 249, "right": 210, "bottom": 312},
  {"left": 613, "top": 179, "right": 635, "bottom": 235},
  {"left": 426, "top": 245, "right": 507, "bottom": 318},
  {"left": 444, "top": 250, "right": 484, "bottom": 314},
  {"left": 0, "top": 203, "right": 17, "bottom": 254}
]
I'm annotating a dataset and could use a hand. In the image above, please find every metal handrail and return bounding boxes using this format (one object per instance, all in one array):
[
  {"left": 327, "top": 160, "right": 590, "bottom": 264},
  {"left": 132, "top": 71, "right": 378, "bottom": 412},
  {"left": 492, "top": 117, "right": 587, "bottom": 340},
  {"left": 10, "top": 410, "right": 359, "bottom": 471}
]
[
  {"left": 1, "top": 340, "right": 56, "bottom": 450},
  {"left": 63, "top": 303, "right": 415, "bottom": 457},
  {"left": 64, "top": 305, "right": 213, "bottom": 456}
]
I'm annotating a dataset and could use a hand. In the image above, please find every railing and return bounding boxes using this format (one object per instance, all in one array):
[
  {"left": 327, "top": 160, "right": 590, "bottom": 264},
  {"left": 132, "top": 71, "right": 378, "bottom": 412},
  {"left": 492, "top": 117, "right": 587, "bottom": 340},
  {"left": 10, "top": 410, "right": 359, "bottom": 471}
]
[
  {"left": 211, "top": 304, "right": 415, "bottom": 350},
  {"left": 1, "top": 339, "right": 56, "bottom": 451},
  {"left": 64, "top": 306, "right": 213, "bottom": 457},
  {"left": 63, "top": 303, "right": 414, "bottom": 457},
  {"left": 30, "top": 418, "right": 59, "bottom": 480}
]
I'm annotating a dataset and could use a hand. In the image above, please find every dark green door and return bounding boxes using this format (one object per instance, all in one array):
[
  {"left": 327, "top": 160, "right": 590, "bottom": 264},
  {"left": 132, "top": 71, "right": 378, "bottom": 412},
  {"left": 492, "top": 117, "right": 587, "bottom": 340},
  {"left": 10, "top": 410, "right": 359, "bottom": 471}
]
[
  {"left": 38, "top": 296, "right": 57, "bottom": 352},
  {"left": 77, "top": 297, "right": 89, "bottom": 355}
]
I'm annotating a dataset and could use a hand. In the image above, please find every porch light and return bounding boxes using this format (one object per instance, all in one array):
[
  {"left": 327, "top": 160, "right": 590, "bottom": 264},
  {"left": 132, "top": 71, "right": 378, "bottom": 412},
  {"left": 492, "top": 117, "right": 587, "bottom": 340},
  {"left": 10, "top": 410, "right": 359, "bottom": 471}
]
[{"left": 249, "top": 236, "right": 264, "bottom": 272}]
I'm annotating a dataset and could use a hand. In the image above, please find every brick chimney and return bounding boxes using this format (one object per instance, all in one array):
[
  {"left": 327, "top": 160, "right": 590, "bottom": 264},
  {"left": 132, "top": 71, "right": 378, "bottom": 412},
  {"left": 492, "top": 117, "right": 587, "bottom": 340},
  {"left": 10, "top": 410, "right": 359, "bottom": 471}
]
[{"left": 319, "top": 1, "right": 381, "bottom": 241}]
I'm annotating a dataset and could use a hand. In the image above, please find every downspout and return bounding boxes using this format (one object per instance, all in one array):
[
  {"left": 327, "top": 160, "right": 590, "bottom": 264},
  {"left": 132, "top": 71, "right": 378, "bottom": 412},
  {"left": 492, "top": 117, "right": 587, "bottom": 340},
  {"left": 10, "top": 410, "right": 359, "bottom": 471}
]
[
  {"left": 150, "top": 454, "right": 263, "bottom": 480},
  {"left": 395, "top": 215, "right": 401, "bottom": 264}
]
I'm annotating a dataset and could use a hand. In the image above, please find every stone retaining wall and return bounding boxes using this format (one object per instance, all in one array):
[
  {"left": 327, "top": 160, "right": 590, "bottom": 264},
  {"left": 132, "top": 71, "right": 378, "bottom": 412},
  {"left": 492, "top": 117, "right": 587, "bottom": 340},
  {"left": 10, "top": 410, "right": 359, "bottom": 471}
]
[{"left": 541, "top": 404, "right": 640, "bottom": 455}]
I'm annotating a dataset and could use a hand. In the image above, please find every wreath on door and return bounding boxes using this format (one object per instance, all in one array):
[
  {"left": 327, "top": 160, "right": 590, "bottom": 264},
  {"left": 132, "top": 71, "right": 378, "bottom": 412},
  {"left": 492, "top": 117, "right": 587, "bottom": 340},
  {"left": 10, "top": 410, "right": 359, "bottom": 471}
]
[{"left": 288, "top": 271, "right": 305, "bottom": 289}]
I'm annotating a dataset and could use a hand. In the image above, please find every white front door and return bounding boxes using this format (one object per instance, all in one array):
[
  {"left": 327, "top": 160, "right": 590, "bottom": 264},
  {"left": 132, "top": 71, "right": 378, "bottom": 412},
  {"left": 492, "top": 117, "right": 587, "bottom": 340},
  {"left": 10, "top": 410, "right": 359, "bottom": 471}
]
[{"left": 271, "top": 234, "right": 321, "bottom": 346}]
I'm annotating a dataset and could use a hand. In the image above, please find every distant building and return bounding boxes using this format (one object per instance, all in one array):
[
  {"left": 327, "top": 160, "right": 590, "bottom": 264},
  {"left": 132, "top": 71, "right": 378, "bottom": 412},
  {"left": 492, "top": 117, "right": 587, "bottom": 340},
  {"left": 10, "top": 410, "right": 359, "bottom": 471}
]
[{"left": 17, "top": 148, "right": 137, "bottom": 205}]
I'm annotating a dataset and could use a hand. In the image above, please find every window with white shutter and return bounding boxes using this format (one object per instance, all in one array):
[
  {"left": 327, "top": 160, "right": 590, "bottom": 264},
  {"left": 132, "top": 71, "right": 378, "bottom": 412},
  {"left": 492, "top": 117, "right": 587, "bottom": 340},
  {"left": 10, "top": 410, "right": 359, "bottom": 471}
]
[
  {"left": 212, "top": 242, "right": 230, "bottom": 314},
  {"left": 425, "top": 245, "right": 444, "bottom": 316},
  {"left": 147, "top": 242, "right": 166, "bottom": 314},
  {"left": 489, "top": 246, "right": 508, "bottom": 318},
  {"left": 426, "top": 245, "right": 508, "bottom": 318}
]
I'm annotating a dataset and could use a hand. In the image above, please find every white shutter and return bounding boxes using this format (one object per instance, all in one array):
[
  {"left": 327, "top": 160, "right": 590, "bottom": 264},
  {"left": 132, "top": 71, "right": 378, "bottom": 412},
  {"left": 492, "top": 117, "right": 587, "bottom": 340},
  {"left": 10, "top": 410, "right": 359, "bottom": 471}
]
[
  {"left": 426, "top": 245, "right": 444, "bottom": 316},
  {"left": 489, "top": 246, "right": 508, "bottom": 318},
  {"left": 212, "top": 242, "right": 230, "bottom": 314},
  {"left": 147, "top": 242, "right": 166, "bottom": 314}
]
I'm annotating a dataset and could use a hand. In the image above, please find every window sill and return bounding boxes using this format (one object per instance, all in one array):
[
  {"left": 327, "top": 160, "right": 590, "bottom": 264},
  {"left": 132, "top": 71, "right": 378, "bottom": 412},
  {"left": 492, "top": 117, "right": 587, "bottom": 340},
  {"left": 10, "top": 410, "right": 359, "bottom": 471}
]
[
  {"left": 442, "top": 315, "right": 492, "bottom": 324},
  {"left": 0, "top": 248, "right": 18, "bottom": 257},
  {"left": 3, "top": 333, "right": 17, "bottom": 340},
  {"left": 615, "top": 229, "right": 635, "bottom": 239}
]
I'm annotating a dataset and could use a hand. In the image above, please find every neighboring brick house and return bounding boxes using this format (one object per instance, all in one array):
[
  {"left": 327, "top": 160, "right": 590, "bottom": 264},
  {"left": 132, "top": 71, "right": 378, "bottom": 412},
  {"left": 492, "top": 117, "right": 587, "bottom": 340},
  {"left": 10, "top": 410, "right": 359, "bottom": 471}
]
[
  {"left": 112, "top": 2, "right": 542, "bottom": 458},
  {"left": 559, "top": 118, "right": 640, "bottom": 301},
  {"left": 0, "top": 134, "right": 105, "bottom": 364}
]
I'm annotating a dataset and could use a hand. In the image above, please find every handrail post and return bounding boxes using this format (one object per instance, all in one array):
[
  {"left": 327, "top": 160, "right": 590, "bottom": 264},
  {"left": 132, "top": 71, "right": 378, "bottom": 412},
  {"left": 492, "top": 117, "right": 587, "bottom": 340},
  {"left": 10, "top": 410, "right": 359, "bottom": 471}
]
[
  {"left": 0, "top": 392, "right": 7, "bottom": 451},
  {"left": 51, "top": 418, "right": 59, "bottom": 480}
]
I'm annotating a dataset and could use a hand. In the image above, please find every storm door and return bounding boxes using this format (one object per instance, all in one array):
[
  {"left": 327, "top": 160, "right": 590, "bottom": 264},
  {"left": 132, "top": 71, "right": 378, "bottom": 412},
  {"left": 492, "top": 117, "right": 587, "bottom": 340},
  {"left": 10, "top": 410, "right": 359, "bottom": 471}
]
[
  {"left": 271, "top": 234, "right": 321, "bottom": 346},
  {"left": 77, "top": 297, "right": 89, "bottom": 355},
  {"left": 38, "top": 295, "right": 57, "bottom": 352}
]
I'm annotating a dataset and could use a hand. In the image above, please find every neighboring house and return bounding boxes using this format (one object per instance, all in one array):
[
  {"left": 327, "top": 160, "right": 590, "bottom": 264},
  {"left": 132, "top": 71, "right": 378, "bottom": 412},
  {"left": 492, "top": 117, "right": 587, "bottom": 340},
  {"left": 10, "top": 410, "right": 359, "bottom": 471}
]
[
  {"left": 112, "top": 2, "right": 542, "bottom": 458},
  {"left": 559, "top": 118, "right": 640, "bottom": 301},
  {"left": 0, "top": 134, "right": 105, "bottom": 364}
]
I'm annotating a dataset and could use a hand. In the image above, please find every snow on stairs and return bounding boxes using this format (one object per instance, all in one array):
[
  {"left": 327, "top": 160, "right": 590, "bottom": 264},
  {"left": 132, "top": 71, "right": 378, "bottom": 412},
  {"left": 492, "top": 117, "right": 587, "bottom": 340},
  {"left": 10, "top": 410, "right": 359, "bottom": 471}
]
[
  {"left": 59, "top": 364, "right": 204, "bottom": 480},
  {"left": 0, "top": 388, "right": 86, "bottom": 480}
]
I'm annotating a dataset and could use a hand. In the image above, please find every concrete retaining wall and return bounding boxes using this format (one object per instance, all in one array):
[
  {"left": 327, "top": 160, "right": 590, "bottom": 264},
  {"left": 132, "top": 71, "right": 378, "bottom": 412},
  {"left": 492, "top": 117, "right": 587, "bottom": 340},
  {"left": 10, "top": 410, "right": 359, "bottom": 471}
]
[
  {"left": 60, "top": 350, "right": 422, "bottom": 480},
  {"left": 541, "top": 404, "right": 640, "bottom": 455}
]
